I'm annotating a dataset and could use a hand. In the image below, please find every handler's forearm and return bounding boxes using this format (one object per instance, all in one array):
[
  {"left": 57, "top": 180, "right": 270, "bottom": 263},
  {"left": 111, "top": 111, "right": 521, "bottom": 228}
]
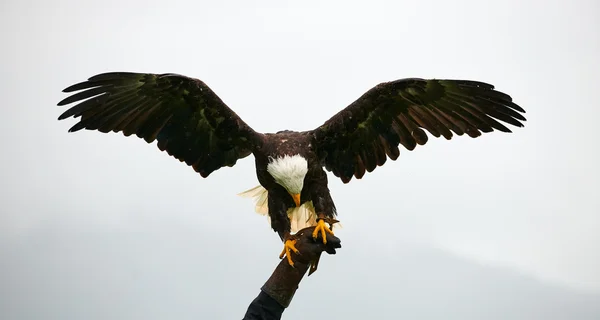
[{"left": 242, "top": 226, "right": 341, "bottom": 320}]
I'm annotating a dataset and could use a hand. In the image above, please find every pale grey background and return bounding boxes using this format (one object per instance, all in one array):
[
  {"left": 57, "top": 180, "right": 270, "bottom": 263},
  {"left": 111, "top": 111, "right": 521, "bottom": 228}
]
[{"left": 1, "top": 0, "right": 599, "bottom": 319}]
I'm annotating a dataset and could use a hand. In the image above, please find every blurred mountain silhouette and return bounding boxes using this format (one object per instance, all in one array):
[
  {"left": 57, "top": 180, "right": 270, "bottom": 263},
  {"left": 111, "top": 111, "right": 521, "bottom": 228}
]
[{"left": 1, "top": 220, "right": 598, "bottom": 320}]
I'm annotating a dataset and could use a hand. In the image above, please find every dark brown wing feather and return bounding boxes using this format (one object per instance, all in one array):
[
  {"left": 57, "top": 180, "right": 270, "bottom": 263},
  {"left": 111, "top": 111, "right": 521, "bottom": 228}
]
[
  {"left": 57, "top": 72, "right": 263, "bottom": 177},
  {"left": 311, "top": 78, "right": 526, "bottom": 183}
]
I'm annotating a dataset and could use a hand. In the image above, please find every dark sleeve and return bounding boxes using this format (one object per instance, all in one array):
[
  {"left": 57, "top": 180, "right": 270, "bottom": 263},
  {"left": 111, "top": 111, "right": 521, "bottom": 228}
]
[
  {"left": 241, "top": 226, "right": 342, "bottom": 320},
  {"left": 242, "top": 290, "right": 285, "bottom": 320}
]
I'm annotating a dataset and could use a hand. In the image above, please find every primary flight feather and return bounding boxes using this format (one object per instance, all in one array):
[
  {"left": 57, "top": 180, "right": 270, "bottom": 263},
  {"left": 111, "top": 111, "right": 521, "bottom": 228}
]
[{"left": 57, "top": 72, "right": 526, "bottom": 266}]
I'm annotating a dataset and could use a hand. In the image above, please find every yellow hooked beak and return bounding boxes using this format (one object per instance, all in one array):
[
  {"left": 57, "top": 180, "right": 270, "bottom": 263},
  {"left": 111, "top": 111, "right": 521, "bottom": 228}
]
[{"left": 291, "top": 193, "right": 301, "bottom": 207}]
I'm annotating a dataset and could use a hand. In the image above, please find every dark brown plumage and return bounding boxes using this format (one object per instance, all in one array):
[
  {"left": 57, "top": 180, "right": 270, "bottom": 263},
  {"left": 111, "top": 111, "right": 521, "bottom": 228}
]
[
  {"left": 312, "top": 78, "right": 526, "bottom": 183},
  {"left": 57, "top": 72, "right": 526, "bottom": 263},
  {"left": 57, "top": 72, "right": 263, "bottom": 178}
]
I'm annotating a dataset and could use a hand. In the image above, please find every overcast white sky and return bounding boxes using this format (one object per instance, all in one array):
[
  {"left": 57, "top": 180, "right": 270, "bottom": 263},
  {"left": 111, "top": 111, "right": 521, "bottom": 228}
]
[{"left": 1, "top": 0, "right": 599, "bottom": 318}]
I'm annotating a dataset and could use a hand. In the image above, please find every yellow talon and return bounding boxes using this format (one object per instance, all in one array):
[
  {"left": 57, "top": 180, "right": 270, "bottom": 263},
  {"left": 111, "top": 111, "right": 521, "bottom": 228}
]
[
  {"left": 312, "top": 219, "right": 334, "bottom": 244},
  {"left": 279, "top": 239, "right": 300, "bottom": 267}
]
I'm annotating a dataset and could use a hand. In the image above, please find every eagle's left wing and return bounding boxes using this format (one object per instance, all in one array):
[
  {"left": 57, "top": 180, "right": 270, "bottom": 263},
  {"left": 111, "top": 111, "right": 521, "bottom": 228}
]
[
  {"left": 310, "top": 78, "right": 527, "bottom": 183},
  {"left": 57, "top": 72, "right": 263, "bottom": 178}
]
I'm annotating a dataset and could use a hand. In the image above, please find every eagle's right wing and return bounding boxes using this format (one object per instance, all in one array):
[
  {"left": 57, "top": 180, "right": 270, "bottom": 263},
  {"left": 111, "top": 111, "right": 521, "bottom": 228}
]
[
  {"left": 311, "top": 78, "right": 526, "bottom": 183},
  {"left": 58, "top": 72, "right": 263, "bottom": 177}
]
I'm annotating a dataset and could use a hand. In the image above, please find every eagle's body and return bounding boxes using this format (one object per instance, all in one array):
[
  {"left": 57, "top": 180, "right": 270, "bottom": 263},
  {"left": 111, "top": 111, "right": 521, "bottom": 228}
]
[
  {"left": 250, "top": 130, "right": 337, "bottom": 240},
  {"left": 57, "top": 72, "right": 527, "bottom": 266}
]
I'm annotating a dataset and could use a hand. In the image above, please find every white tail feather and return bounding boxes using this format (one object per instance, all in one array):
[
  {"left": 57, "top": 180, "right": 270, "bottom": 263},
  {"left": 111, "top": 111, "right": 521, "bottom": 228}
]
[
  {"left": 238, "top": 185, "right": 318, "bottom": 233},
  {"left": 289, "top": 202, "right": 318, "bottom": 233},
  {"left": 238, "top": 185, "right": 269, "bottom": 215}
]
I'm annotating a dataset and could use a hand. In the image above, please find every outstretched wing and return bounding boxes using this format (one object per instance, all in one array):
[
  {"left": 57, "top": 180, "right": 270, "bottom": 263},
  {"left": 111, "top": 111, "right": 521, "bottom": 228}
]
[
  {"left": 311, "top": 78, "right": 526, "bottom": 183},
  {"left": 57, "top": 72, "right": 263, "bottom": 177}
]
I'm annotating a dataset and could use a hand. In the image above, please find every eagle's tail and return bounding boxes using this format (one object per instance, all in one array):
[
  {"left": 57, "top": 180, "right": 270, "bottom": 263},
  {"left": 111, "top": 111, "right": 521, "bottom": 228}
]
[
  {"left": 237, "top": 185, "right": 269, "bottom": 215},
  {"left": 237, "top": 185, "right": 318, "bottom": 233}
]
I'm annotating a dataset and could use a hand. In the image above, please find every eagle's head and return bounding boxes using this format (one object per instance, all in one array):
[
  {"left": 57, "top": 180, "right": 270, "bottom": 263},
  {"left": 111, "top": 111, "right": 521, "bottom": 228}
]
[{"left": 266, "top": 154, "right": 308, "bottom": 207}]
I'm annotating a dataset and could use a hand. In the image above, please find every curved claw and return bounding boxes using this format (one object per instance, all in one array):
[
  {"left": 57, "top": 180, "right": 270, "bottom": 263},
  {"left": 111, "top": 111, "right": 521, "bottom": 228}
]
[
  {"left": 312, "top": 219, "right": 334, "bottom": 244},
  {"left": 279, "top": 239, "right": 300, "bottom": 267}
]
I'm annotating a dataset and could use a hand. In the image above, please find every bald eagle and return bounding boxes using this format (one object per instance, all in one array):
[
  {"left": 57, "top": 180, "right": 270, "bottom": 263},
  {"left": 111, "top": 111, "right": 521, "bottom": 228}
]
[{"left": 57, "top": 72, "right": 526, "bottom": 266}]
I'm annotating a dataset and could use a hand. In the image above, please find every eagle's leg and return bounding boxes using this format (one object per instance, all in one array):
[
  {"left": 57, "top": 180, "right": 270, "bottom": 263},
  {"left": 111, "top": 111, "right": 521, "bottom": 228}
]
[
  {"left": 279, "top": 233, "right": 300, "bottom": 267},
  {"left": 312, "top": 214, "right": 337, "bottom": 244}
]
